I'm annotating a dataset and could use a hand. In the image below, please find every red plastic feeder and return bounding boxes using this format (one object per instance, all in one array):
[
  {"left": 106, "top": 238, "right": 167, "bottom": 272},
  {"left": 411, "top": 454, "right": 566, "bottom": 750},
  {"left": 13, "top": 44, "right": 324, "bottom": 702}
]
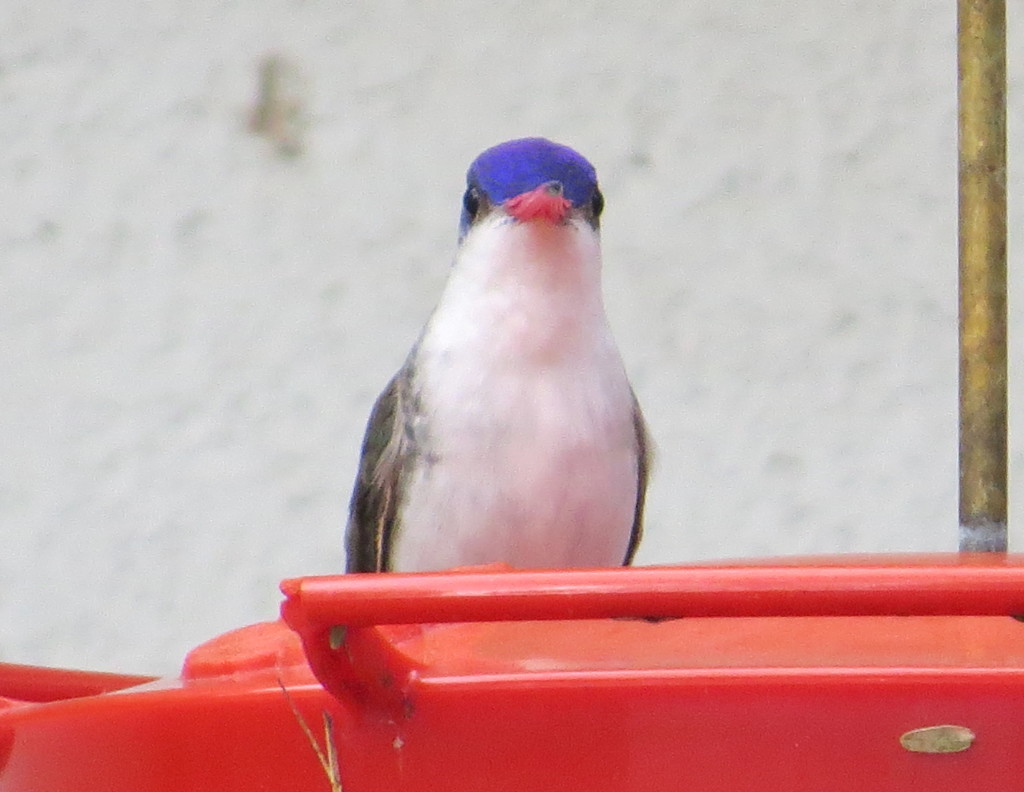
[{"left": 3, "top": 555, "right": 1024, "bottom": 791}]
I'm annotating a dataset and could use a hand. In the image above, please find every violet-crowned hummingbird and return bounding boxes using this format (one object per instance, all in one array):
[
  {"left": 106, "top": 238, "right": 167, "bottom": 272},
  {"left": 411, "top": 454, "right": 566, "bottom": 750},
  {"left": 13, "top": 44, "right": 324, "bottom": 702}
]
[{"left": 346, "top": 137, "right": 649, "bottom": 572}]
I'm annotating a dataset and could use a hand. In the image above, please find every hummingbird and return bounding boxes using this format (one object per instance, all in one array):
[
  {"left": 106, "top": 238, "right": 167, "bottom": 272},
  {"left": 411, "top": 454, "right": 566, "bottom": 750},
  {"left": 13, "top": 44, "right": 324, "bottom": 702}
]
[{"left": 345, "top": 137, "right": 649, "bottom": 573}]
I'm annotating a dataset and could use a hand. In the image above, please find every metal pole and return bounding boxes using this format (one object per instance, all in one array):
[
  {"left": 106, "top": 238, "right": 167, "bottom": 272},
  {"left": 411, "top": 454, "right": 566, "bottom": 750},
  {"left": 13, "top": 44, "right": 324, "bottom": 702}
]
[{"left": 958, "top": 0, "right": 1007, "bottom": 552}]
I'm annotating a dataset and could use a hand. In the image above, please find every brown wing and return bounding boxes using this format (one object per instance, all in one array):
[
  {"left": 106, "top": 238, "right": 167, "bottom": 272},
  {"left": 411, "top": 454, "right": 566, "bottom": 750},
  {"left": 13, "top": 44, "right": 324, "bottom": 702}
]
[
  {"left": 344, "top": 368, "right": 415, "bottom": 572},
  {"left": 622, "top": 392, "right": 650, "bottom": 566}
]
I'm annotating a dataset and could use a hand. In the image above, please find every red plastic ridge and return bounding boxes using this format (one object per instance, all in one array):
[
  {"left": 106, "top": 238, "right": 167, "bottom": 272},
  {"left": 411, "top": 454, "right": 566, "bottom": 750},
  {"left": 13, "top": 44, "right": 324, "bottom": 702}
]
[{"left": 281, "top": 555, "right": 1024, "bottom": 629}]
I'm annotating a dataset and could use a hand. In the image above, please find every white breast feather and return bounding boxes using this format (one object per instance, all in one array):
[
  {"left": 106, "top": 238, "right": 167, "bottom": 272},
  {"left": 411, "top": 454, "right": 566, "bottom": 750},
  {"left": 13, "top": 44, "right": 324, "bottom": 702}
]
[{"left": 391, "top": 215, "right": 639, "bottom": 571}]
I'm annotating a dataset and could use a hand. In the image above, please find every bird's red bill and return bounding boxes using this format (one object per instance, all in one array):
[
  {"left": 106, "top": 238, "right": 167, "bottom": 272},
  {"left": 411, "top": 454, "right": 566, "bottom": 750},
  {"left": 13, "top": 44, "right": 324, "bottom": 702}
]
[{"left": 504, "top": 186, "right": 572, "bottom": 223}]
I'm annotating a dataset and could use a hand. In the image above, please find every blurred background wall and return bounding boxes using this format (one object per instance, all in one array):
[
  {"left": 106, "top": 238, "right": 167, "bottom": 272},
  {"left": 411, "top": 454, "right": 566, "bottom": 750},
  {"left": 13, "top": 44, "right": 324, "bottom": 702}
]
[{"left": 2, "top": 0, "right": 1023, "bottom": 674}]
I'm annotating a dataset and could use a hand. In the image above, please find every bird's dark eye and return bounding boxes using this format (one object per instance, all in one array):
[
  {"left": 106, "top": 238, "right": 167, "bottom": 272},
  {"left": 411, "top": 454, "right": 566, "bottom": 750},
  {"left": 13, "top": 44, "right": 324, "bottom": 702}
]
[
  {"left": 591, "top": 188, "right": 604, "bottom": 218},
  {"left": 463, "top": 187, "right": 481, "bottom": 220}
]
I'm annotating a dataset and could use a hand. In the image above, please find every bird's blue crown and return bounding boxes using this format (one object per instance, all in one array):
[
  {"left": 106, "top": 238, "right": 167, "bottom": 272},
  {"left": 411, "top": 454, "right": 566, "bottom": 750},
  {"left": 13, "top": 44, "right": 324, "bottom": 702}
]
[{"left": 460, "top": 138, "right": 598, "bottom": 235}]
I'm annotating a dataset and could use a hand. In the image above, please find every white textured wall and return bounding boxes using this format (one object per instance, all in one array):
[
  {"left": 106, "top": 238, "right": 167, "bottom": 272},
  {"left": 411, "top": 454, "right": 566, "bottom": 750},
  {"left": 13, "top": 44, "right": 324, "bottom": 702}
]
[{"left": 3, "top": 1, "right": 1023, "bottom": 674}]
